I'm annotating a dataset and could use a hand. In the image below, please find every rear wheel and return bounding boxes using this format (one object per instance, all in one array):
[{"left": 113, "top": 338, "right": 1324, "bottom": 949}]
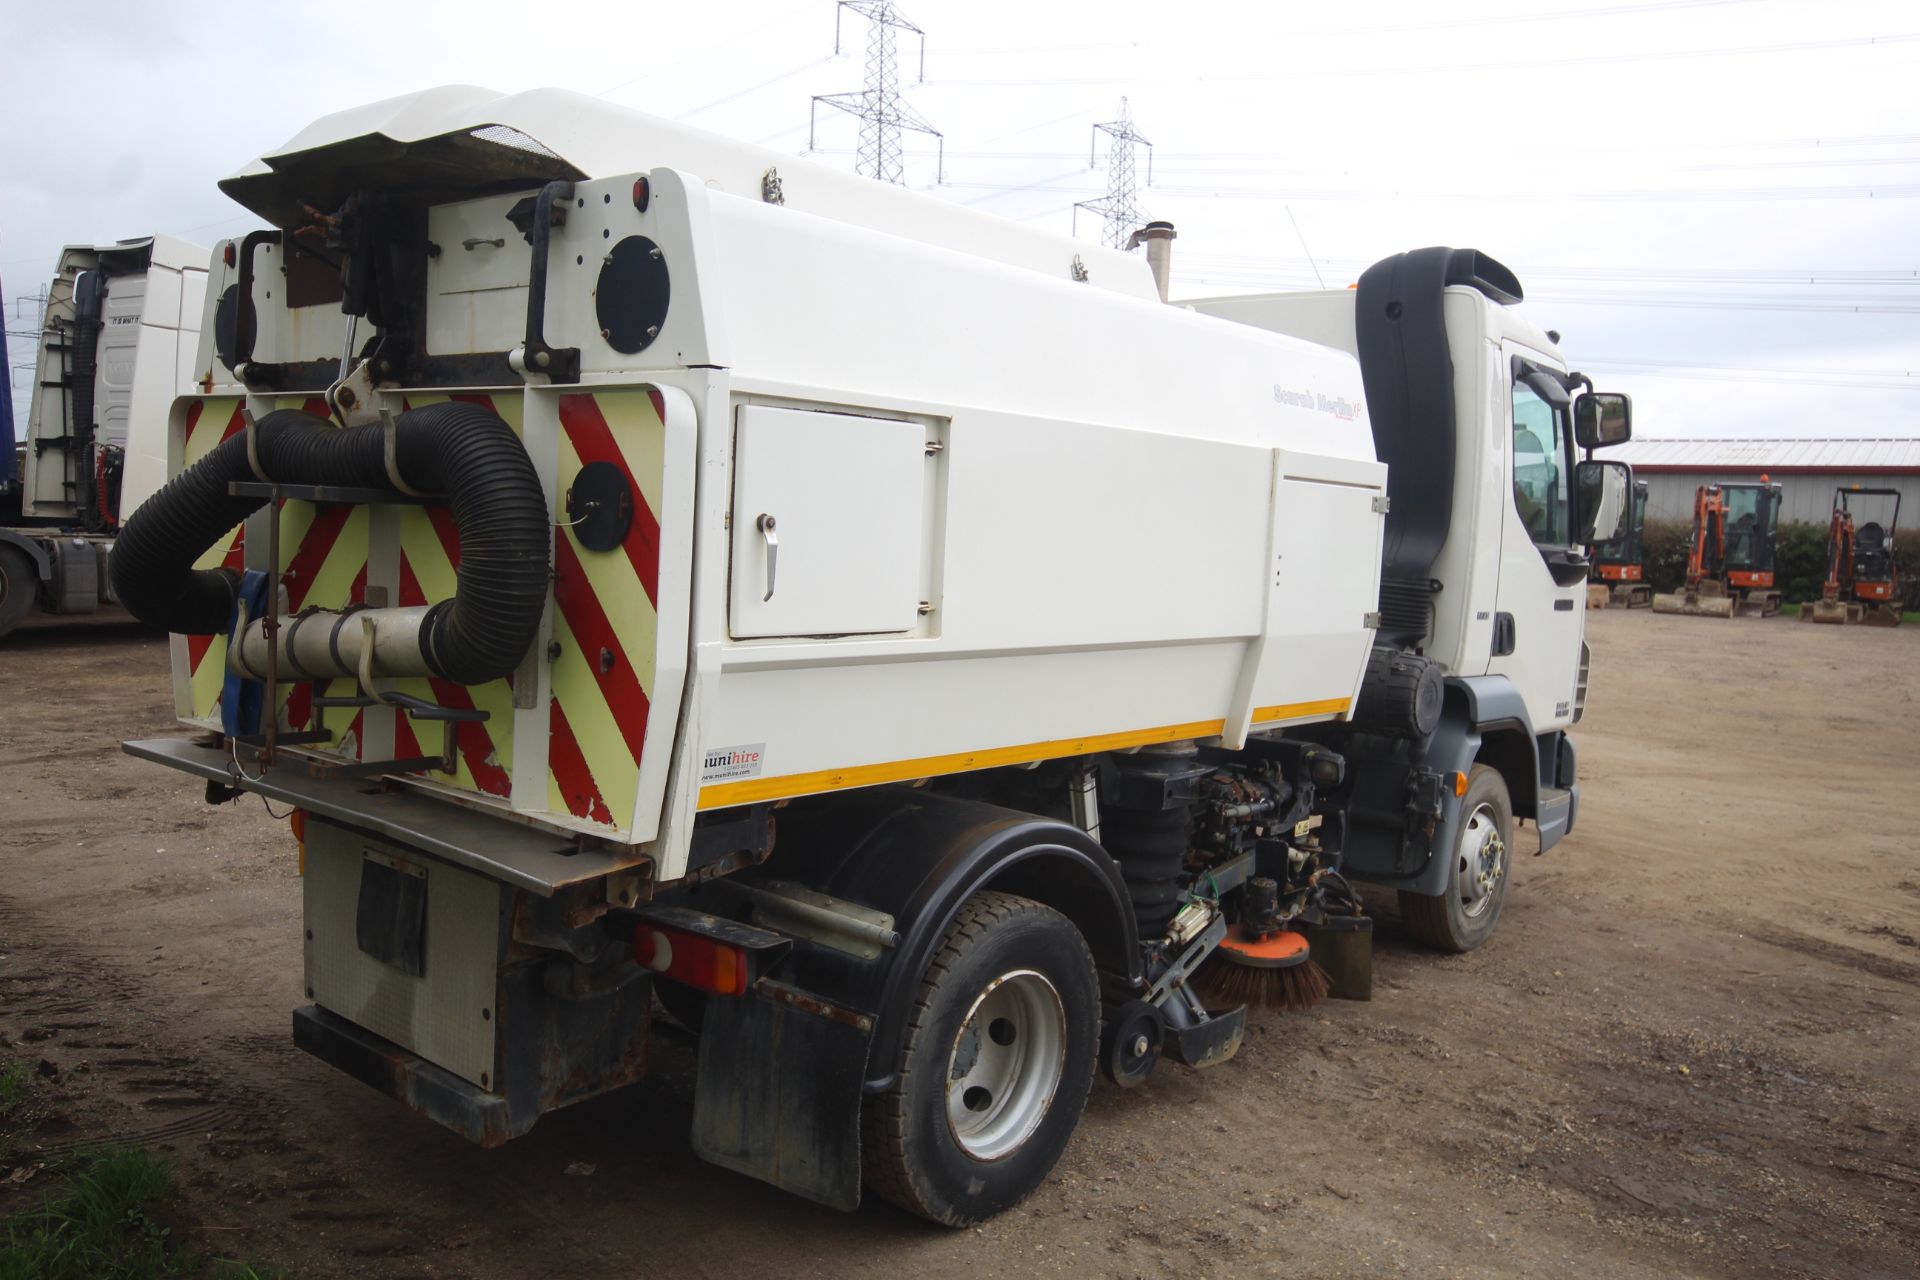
[
  {"left": 1399, "top": 764, "right": 1513, "bottom": 953},
  {"left": 861, "top": 890, "right": 1098, "bottom": 1226},
  {"left": 0, "top": 546, "right": 39, "bottom": 639}
]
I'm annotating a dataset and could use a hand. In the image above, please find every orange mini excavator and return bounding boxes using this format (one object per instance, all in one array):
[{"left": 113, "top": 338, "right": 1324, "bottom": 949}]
[
  {"left": 1590, "top": 478, "right": 1652, "bottom": 606},
  {"left": 1804, "top": 486, "right": 1903, "bottom": 627},
  {"left": 1652, "top": 478, "right": 1783, "bottom": 619}
]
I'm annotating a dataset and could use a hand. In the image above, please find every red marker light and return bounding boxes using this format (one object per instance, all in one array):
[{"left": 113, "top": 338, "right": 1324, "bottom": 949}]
[
  {"left": 631, "top": 176, "right": 651, "bottom": 213},
  {"left": 633, "top": 922, "right": 749, "bottom": 996},
  {"left": 222, "top": 243, "right": 236, "bottom": 267}
]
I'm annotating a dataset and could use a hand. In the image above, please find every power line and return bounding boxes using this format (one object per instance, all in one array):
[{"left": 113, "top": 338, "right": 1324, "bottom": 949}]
[
  {"left": 1282, "top": 0, "right": 1762, "bottom": 38},
  {"left": 1678, "top": 155, "right": 1920, "bottom": 172},
  {"left": 1175, "top": 253, "right": 1920, "bottom": 286},
  {"left": 927, "top": 32, "right": 1920, "bottom": 87},
  {"left": 934, "top": 178, "right": 1920, "bottom": 201},
  {"left": 1580, "top": 360, "right": 1920, "bottom": 392},
  {"left": 959, "top": 168, "right": 1090, "bottom": 208},
  {"left": 931, "top": 40, "right": 1140, "bottom": 58},
  {"left": 791, "top": 133, "right": 1920, "bottom": 170},
  {"left": 597, "top": 0, "right": 818, "bottom": 99},
  {"left": 680, "top": 56, "right": 831, "bottom": 121}
]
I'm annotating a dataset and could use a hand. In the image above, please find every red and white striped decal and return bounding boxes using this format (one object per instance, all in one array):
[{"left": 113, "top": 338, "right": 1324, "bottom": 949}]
[
  {"left": 174, "top": 388, "right": 664, "bottom": 838},
  {"left": 181, "top": 398, "right": 248, "bottom": 715},
  {"left": 385, "top": 394, "right": 517, "bottom": 796},
  {"left": 546, "top": 390, "right": 666, "bottom": 829}
]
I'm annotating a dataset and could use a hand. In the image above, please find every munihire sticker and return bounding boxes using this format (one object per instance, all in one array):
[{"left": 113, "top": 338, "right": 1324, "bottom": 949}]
[{"left": 702, "top": 743, "right": 767, "bottom": 783}]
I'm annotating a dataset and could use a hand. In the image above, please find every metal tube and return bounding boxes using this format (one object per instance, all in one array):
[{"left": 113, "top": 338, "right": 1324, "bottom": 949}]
[
  {"left": 1136, "top": 221, "right": 1178, "bottom": 304},
  {"left": 229, "top": 605, "right": 436, "bottom": 681},
  {"left": 719, "top": 881, "right": 900, "bottom": 951}
]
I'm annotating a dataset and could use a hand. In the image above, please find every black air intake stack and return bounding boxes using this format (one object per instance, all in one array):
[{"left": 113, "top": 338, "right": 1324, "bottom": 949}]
[
  {"left": 1354, "top": 247, "right": 1523, "bottom": 651},
  {"left": 110, "top": 402, "right": 549, "bottom": 685}
]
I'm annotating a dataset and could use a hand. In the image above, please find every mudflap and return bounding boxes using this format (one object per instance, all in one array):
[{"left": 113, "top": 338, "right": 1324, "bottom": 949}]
[{"left": 690, "top": 980, "right": 875, "bottom": 1211}]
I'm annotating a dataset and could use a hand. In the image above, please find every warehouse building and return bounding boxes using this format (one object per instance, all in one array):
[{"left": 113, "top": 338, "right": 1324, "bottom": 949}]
[{"left": 1609, "top": 437, "right": 1920, "bottom": 527}]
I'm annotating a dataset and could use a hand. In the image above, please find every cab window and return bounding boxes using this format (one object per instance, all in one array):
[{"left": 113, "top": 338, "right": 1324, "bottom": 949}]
[{"left": 1511, "top": 376, "right": 1570, "bottom": 546}]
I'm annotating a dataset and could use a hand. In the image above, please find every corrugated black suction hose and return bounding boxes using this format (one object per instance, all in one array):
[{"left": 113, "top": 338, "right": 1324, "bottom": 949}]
[{"left": 110, "top": 403, "right": 549, "bottom": 684}]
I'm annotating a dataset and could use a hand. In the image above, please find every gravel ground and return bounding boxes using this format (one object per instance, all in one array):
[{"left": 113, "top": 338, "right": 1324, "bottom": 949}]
[{"left": 1, "top": 608, "right": 1916, "bottom": 1278}]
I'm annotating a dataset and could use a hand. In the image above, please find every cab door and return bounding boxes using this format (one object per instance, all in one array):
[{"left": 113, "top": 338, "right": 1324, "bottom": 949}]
[{"left": 1489, "top": 348, "right": 1586, "bottom": 732}]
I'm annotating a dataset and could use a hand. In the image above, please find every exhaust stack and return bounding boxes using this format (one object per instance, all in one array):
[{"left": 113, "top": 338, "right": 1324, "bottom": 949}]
[{"left": 1129, "top": 221, "right": 1177, "bottom": 303}]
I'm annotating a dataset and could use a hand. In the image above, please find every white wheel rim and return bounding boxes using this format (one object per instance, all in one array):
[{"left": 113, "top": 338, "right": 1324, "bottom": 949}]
[
  {"left": 945, "top": 968, "right": 1067, "bottom": 1161},
  {"left": 1457, "top": 802, "right": 1506, "bottom": 920}
]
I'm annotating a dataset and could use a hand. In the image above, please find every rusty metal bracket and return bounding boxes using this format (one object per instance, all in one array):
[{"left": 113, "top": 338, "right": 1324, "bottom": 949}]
[
  {"left": 605, "top": 869, "right": 648, "bottom": 909},
  {"left": 753, "top": 980, "right": 874, "bottom": 1034}
]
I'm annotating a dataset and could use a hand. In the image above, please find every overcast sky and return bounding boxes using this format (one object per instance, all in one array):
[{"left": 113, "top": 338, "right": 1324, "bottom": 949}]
[{"left": 4, "top": 0, "right": 1915, "bottom": 439}]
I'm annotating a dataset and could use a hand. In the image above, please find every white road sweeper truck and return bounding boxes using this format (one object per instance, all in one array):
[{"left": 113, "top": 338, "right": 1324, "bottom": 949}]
[
  {"left": 1, "top": 236, "right": 206, "bottom": 639},
  {"left": 118, "top": 87, "right": 1634, "bottom": 1225}
]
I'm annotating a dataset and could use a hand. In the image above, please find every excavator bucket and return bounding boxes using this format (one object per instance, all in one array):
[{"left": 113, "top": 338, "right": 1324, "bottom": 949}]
[
  {"left": 1862, "top": 604, "right": 1903, "bottom": 627},
  {"left": 1652, "top": 588, "right": 1734, "bottom": 618},
  {"left": 1807, "top": 598, "right": 1854, "bottom": 625}
]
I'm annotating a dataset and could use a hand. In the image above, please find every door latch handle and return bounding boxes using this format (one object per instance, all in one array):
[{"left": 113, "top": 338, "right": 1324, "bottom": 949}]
[{"left": 756, "top": 513, "right": 778, "bottom": 601}]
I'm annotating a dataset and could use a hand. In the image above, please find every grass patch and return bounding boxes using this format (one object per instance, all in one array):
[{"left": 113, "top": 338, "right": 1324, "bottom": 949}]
[
  {"left": 0, "top": 1146, "right": 177, "bottom": 1279},
  {"left": 0, "top": 1146, "right": 294, "bottom": 1280},
  {"left": 0, "top": 1061, "right": 27, "bottom": 1122}
]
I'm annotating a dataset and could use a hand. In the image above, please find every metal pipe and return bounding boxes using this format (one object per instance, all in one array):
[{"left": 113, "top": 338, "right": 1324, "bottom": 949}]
[
  {"left": 229, "top": 604, "right": 435, "bottom": 682},
  {"left": 717, "top": 880, "right": 900, "bottom": 952},
  {"left": 1128, "top": 221, "right": 1178, "bottom": 303}
]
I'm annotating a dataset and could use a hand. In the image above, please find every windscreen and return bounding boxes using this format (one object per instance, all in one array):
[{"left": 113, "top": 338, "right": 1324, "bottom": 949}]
[
  {"left": 1723, "top": 486, "right": 1777, "bottom": 574},
  {"left": 1594, "top": 486, "right": 1646, "bottom": 562}
]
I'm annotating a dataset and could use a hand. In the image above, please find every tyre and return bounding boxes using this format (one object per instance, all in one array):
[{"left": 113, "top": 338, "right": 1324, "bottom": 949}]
[
  {"left": 0, "top": 545, "right": 40, "bottom": 639},
  {"left": 1398, "top": 763, "right": 1513, "bottom": 953},
  {"left": 861, "top": 890, "right": 1099, "bottom": 1226}
]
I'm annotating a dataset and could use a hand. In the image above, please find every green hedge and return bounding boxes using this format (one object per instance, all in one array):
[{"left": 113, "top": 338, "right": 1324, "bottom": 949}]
[{"left": 1639, "top": 518, "right": 1919, "bottom": 607}]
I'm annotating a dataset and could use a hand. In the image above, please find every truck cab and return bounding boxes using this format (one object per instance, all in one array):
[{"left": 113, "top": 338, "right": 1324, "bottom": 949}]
[
  {"left": 1188, "top": 253, "right": 1633, "bottom": 940},
  {"left": 0, "top": 236, "right": 206, "bottom": 638}
]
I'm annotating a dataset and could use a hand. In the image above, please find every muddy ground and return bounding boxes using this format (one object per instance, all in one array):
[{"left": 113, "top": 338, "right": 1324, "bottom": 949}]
[{"left": 1, "top": 610, "right": 1916, "bottom": 1279}]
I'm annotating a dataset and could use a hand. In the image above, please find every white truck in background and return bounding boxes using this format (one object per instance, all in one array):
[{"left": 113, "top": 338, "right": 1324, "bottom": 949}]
[
  {"left": 115, "top": 88, "right": 1637, "bottom": 1227},
  {"left": 0, "top": 235, "right": 207, "bottom": 638}
]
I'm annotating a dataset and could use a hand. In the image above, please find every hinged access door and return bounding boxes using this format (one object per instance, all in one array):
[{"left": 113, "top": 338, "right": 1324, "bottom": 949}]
[{"left": 729, "top": 405, "right": 925, "bottom": 638}]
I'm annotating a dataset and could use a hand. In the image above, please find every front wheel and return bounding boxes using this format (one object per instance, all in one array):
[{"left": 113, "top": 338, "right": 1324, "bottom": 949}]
[
  {"left": 861, "top": 890, "right": 1099, "bottom": 1226},
  {"left": 1399, "top": 763, "right": 1514, "bottom": 953}
]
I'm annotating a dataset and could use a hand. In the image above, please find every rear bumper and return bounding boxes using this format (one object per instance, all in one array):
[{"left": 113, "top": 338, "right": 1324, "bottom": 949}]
[{"left": 294, "top": 1005, "right": 526, "bottom": 1147}]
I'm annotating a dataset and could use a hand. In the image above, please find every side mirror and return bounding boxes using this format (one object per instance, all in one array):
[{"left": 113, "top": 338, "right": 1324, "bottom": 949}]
[
  {"left": 1574, "top": 391, "right": 1632, "bottom": 449},
  {"left": 1577, "top": 459, "right": 1633, "bottom": 546}
]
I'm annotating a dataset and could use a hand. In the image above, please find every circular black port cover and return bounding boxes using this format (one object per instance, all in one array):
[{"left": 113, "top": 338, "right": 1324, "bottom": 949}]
[
  {"left": 212, "top": 283, "right": 254, "bottom": 369},
  {"left": 566, "top": 461, "right": 635, "bottom": 552},
  {"left": 595, "top": 235, "right": 671, "bottom": 354}
]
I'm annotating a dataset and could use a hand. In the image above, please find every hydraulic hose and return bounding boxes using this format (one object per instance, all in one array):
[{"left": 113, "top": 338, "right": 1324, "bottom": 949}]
[{"left": 110, "top": 402, "right": 549, "bottom": 684}]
